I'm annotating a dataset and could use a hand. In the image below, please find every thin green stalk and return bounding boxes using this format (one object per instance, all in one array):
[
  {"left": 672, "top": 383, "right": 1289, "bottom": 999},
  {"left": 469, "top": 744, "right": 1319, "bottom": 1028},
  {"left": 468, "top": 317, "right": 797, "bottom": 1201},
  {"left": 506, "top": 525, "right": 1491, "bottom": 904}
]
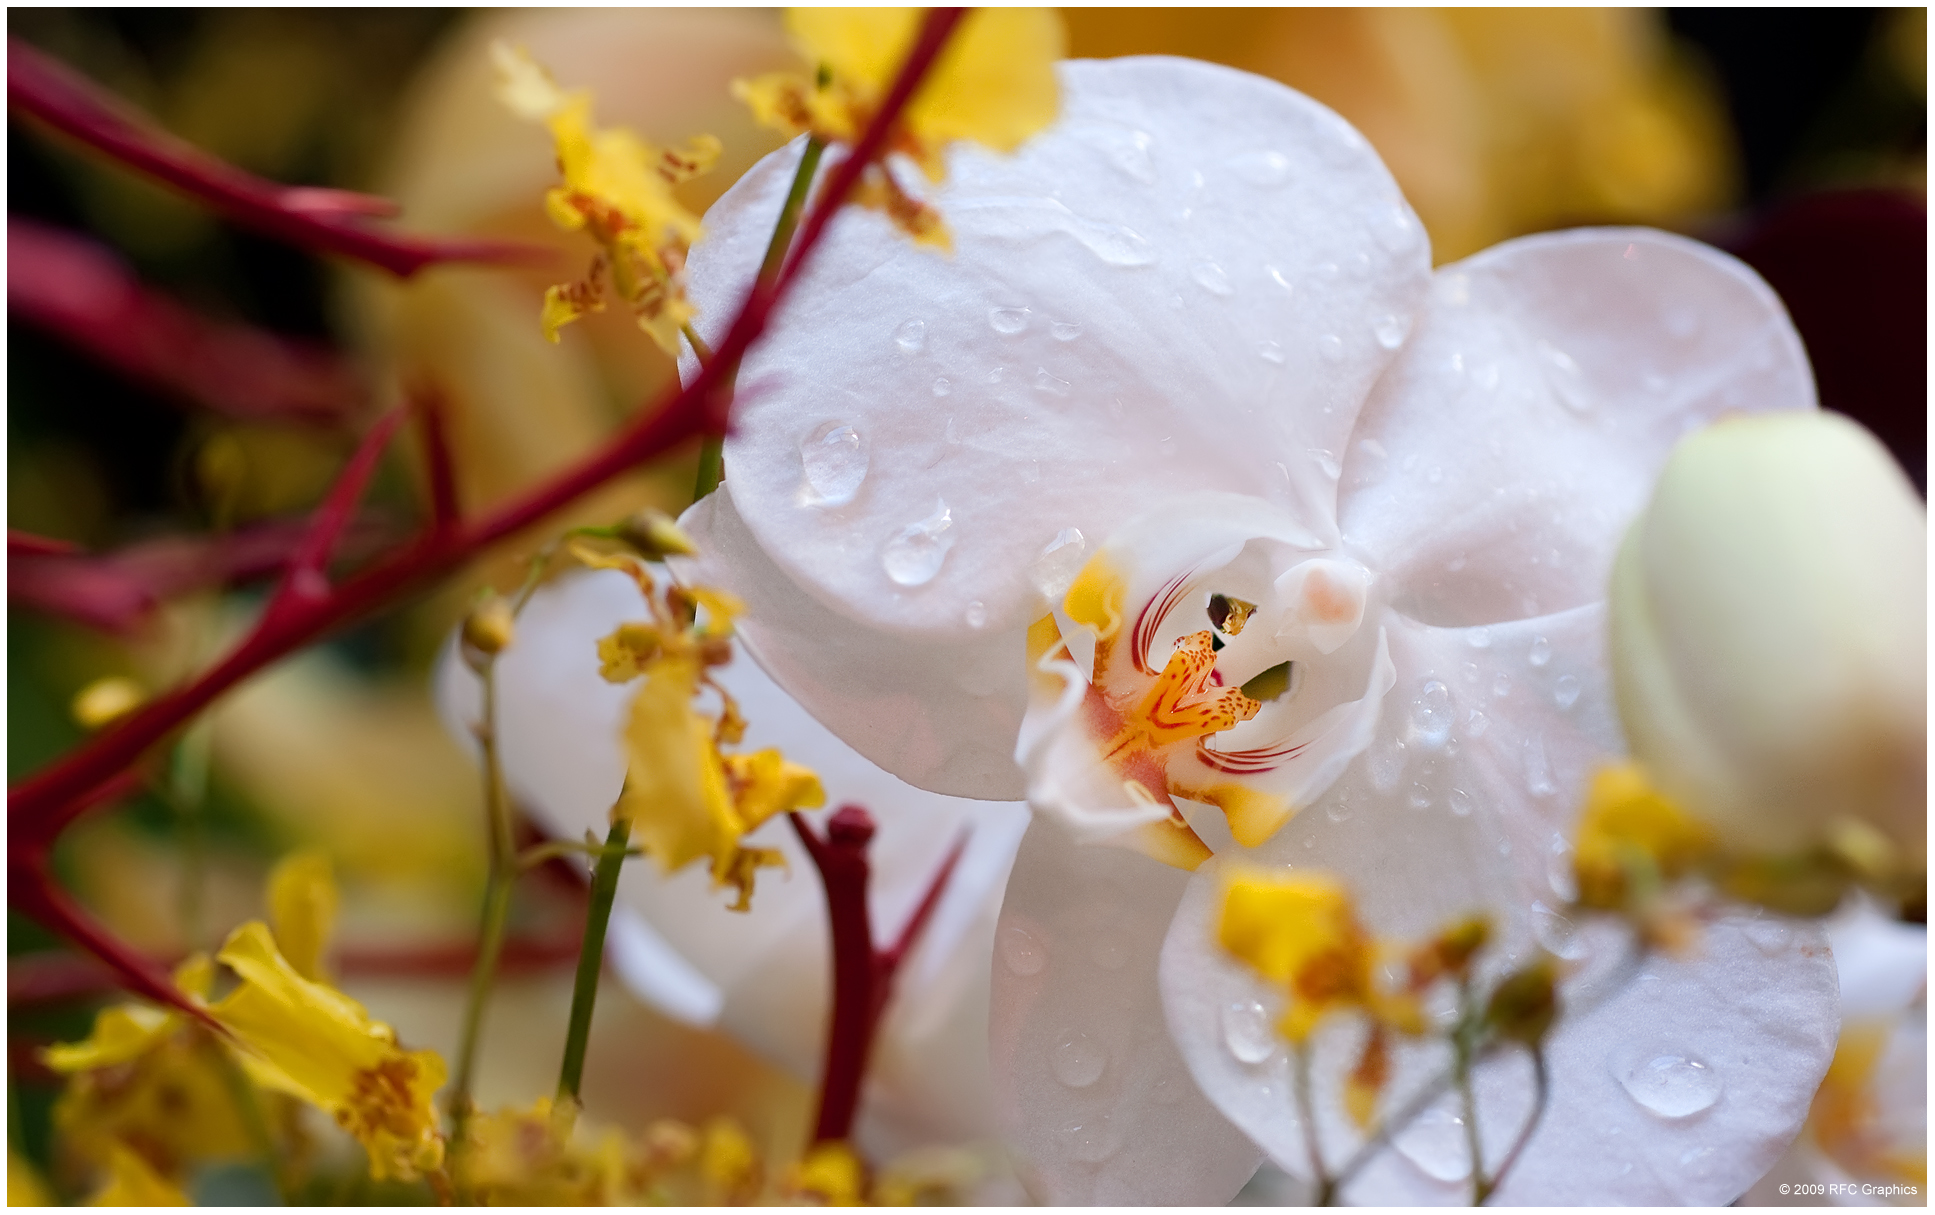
[
  {"left": 691, "top": 134, "right": 827, "bottom": 503},
  {"left": 1295, "top": 1042, "right": 1337, "bottom": 1205},
  {"left": 1456, "top": 978, "right": 1488, "bottom": 1205},
  {"left": 1477, "top": 1047, "right": 1549, "bottom": 1204},
  {"left": 557, "top": 817, "right": 631, "bottom": 1103}
]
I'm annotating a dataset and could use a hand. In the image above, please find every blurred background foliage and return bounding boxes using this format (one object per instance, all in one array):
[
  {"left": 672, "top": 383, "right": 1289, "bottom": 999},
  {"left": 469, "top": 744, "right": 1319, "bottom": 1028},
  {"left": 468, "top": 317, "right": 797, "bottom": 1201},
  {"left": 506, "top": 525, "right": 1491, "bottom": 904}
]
[{"left": 7, "top": 8, "right": 1925, "bottom": 1202}]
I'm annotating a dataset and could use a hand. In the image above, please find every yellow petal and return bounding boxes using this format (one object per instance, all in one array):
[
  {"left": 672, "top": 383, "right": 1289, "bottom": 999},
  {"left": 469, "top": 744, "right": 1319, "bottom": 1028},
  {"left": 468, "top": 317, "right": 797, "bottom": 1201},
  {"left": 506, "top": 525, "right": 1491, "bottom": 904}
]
[
  {"left": 490, "top": 41, "right": 571, "bottom": 120},
  {"left": 89, "top": 1143, "right": 189, "bottom": 1207},
  {"left": 906, "top": 8, "right": 1064, "bottom": 155},
  {"left": 614, "top": 657, "right": 737, "bottom": 874},
  {"left": 267, "top": 849, "right": 338, "bottom": 982},
  {"left": 1218, "top": 868, "right": 1369, "bottom": 1043},
  {"left": 9, "top": 1149, "right": 52, "bottom": 1207},
  {"left": 212, "top": 922, "right": 387, "bottom": 1111},
  {"left": 792, "top": 1139, "right": 865, "bottom": 1205},
  {"left": 42, "top": 1005, "right": 176, "bottom": 1074},
  {"left": 721, "top": 748, "right": 825, "bottom": 831}
]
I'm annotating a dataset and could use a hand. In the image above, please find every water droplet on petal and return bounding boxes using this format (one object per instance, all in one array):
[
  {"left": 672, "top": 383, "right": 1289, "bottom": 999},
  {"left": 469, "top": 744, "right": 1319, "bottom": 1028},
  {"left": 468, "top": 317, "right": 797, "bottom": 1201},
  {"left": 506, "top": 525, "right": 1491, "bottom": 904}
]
[
  {"left": 964, "top": 600, "right": 988, "bottom": 629},
  {"left": 1376, "top": 204, "right": 1419, "bottom": 253},
  {"left": 882, "top": 500, "right": 955, "bottom": 587},
  {"left": 1553, "top": 675, "right": 1581, "bottom": 710},
  {"left": 1222, "top": 1000, "right": 1277, "bottom": 1064},
  {"left": 1616, "top": 1052, "right": 1722, "bottom": 1118},
  {"left": 1374, "top": 314, "right": 1408, "bottom": 349},
  {"left": 989, "top": 307, "right": 1030, "bottom": 335},
  {"left": 1539, "top": 341, "right": 1592, "bottom": 413},
  {"left": 1034, "top": 367, "right": 1072, "bottom": 396},
  {"left": 1492, "top": 672, "right": 1512, "bottom": 698},
  {"left": 1191, "top": 262, "right": 1234, "bottom": 296},
  {"left": 800, "top": 422, "right": 868, "bottom": 505},
  {"left": 1055, "top": 1113, "right": 1117, "bottom": 1163},
  {"left": 1368, "top": 736, "right": 1407, "bottom": 791},
  {"left": 1410, "top": 680, "right": 1453, "bottom": 749},
  {"left": 1226, "top": 150, "right": 1290, "bottom": 185},
  {"left": 1742, "top": 916, "right": 1793, "bottom": 955},
  {"left": 1325, "top": 797, "right": 1353, "bottom": 824},
  {"left": 1532, "top": 901, "right": 1587, "bottom": 960},
  {"left": 1528, "top": 635, "right": 1552, "bottom": 667},
  {"left": 1408, "top": 783, "right": 1433, "bottom": 810},
  {"left": 894, "top": 318, "right": 926, "bottom": 353},
  {"left": 931, "top": 376, "right": 952, "bottom": 398},
  {"left": 1466, "top": 709, "right": 1490, "bottom": 738},
  {"left": 1318, "top": 334, "right": 1345, "bottom": 362},
  {"left": 1524, "top": 733, "right": 1558, "bottom": 797},
  {"left": 1548, "top": 836, "right": 1578, "bottom": 901},
  {"left": 1307, "top": 448, "right": 1341, "bottom": 479},
  {"left": 1029, "top": 527, "right": 1087, "bottom": 599},
  {"left": 1000, "top": 924, "right": 1045, "bottom": 975},
  {"left": 1051, "top": 1029, "right": 1107, "bottom": 1088},
  {"left": 1394, "top": 1107, "right": 1472, "bottom": 1182},
  {"left": 1258, "top": 339, "right": 1286, "bottom": 364},
  {"left": 1466, "top": 627, "right": 1492, "bottom": 649},
  {"left": 987, "top": 366, "right": 1006, "bottom": 384},
  {"left": 1447, "top": 788, "right": 1474, "bottom": 818},
  {"left": 1051, "top": 321, "right": 1083, "bottom": 342}
]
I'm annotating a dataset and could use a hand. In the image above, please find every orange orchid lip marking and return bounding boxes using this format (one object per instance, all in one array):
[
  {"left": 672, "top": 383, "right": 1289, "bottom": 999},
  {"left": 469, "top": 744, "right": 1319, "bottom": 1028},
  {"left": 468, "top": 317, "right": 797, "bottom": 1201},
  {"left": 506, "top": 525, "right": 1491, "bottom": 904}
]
[{"left": 1100, "top": 630, "right": 1262, "bottom": 762}]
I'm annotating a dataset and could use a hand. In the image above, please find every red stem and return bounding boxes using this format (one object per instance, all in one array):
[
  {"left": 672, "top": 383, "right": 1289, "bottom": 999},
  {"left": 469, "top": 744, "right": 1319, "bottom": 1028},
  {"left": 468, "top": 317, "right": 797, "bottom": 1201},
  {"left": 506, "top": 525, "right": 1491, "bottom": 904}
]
[
  {"left": 790, "top": 806, "right": 972, "bottom": 1145},
  {"left": 415, "top": 386, "right": 462, "bottom": 535},
  {"left": 6, "top": 38, "right": 544, "bottom": 278},
  {"left": 5, "top": 8, "right": 969, "bottom": 1010}
]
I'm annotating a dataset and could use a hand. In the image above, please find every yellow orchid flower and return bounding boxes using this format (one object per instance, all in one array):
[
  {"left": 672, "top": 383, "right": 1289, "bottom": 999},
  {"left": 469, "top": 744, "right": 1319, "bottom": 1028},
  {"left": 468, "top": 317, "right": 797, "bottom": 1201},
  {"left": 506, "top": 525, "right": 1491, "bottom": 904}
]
[
  {"left": 458, "top": 1097, "right": 662, "bottom": 1205},
  {"left": 265, "top": 848, "right": 337, "bottom": 982},
  {"left": 208, "top": 920, "right": 447, "bottom": 1183},
  {"left": 492, "top": 42, "right": 719, "bottom": 353},
  {"left": 88, "top": 1142, "right": 191, "bottom": 1207},
  {"left": 735, "top": 7, "right": 1063, "bottom": 249}
]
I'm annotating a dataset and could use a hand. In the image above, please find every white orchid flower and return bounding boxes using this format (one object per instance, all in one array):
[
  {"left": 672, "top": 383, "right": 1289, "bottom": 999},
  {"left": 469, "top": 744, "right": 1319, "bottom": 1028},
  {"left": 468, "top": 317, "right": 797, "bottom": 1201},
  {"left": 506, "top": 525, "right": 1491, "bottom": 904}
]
[
  {"left": 434, "top": 571, "right": 1030, "bottom": 1157},
  {"left": 665, "top": 57, "right": 1840, "bottom": 1203}
]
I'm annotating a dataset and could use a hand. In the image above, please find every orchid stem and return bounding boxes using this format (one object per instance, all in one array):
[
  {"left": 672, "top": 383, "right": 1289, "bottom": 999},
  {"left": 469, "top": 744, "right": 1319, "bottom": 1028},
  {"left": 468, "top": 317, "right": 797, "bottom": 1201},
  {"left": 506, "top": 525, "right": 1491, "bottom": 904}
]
[
  {"left": 691, "top": 134, "right": 826, "bottom": 504},
  {"left": 1476, "top": 1047, "right": 1548, "bottom": 1204},
  {"left": 557, "top": 817, "right": 631, "bottom": 1104},
  {"left": 1294, "top": 1042, "right": 1337, "bottom": 1205}
]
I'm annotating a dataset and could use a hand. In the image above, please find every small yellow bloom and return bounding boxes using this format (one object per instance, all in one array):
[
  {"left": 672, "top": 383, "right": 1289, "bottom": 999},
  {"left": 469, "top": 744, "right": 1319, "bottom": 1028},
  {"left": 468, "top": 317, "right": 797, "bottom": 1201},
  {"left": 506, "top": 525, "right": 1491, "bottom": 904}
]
[
  {"left": 210, "top": 921, "right": 446, "bottom": 1182},
  {"left": 1572, "top": 762, "right": 1716, "bottom": 912},
  {"left": 699, "top": 1115, "right": 761, "bottom": 1205},
  {"left": 1218, "top": 869, "right": 1419, "bottom": 1042},
  {"left": 492, "top": 42, "right": 719, "bottom": 354},
  {"left": 71, "top": 676, "right": 145, "bottom": 730},
  {"left": 266, "top": 848, "right": 338, "bottom": 982},
  {"left": 88, "top": 1142, "right": 190, "bottom": 1207},
  {"left": 790, "top": 1139, "right": 865, "bottom": 1205},
  {"left": 459, "top": 1097, "right": 651, "bottom": 1205},
  {"left": 735, "top": 8, "right": 1063, "bottom": 248}
]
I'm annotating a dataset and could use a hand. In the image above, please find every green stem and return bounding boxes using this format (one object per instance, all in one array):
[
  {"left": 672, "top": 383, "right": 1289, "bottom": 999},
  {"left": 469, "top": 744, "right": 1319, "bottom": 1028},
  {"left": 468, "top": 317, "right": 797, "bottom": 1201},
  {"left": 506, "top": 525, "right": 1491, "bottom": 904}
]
[
  {"left": 1294, "top": 1042, "right": 1336, "bottom": 1205},
  {"left": 691, "top": 135, "right": 826, "bottom": 504},
  {"left": 557, "top": 817, "right": 631, "bottom": 1103},
  {"left": 1477, "top": 1047, "right": 1549, "bottom": 1204},
  {"left": 1455, "top": 978, "right": 1488, "bottom": 1205}
]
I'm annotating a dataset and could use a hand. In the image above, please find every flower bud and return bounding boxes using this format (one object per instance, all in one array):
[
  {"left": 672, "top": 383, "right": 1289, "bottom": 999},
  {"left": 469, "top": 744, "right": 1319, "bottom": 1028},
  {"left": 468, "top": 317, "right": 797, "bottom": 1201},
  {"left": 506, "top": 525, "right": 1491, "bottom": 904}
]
[
  {"left": 71, "top": 676, "right": 145, "bottom": 729},
  {"left": 617, "top": 508, "right": 699, "bottom": 560},
  {"left": 462, "top": 594, "right": 517, "bottom": 657},
  {"left": 1609, "top": 412, "right": 1926, "bottom": 861}
]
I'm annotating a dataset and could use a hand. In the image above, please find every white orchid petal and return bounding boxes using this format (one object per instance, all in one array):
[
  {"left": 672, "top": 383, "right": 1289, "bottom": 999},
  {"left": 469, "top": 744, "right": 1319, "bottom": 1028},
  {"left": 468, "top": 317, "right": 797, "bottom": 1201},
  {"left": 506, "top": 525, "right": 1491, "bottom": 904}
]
[
  {"left": 677, "top": 488, "right": 1029, "bottom": 797},
  {"left": 686, "top": 57, "right": 1430, "bottom": 654},
  {"left": 991, "top": 818, "right": 1264, "bottom": 1203},
  {"left": 1340, "top": 228, "right": 1814, "bottom": 627},
  {"left": 1825, "top": 896, "right": 1927, "bottom": 1023},
  {"left": 434, "top": 569, "right": 1028, "bottom": 1142}
]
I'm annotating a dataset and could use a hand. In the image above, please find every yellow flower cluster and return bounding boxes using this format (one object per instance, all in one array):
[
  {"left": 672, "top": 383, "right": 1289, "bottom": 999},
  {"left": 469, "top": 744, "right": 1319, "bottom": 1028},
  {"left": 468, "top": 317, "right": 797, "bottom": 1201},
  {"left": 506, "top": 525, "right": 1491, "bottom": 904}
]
[
  {"left": 455, "top": 1096, "right": 733, "bottom": 1205},
  {"left": 734, "top": 8, "right": 1063, "bottom": 250},
  {"left": 493, "top": 42, "right": 719, "bottom": 354},
  {"left": 575, "top": 540, "right": 825, "bottom": 911}
]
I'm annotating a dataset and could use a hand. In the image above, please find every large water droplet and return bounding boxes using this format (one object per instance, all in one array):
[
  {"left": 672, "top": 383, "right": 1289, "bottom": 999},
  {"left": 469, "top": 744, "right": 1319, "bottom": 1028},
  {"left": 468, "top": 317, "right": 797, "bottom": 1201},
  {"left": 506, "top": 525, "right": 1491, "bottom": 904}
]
[
  {"left": 1222, "top": 1000, "right": 1277, "bottom": 1064},
  {"left": 1192, "top": 262, "right": 1235, "bottom": 296},
  {"left": 1374, "top": 314, "right": 1409, "bottom": 349},
  {"left": 999, "top": 924, "right": 1045, "bottom": 975},
  {"left": 1447, "top": 788, "right": 1474, "bottom": 818},
  {"left": 1616, "top": 1052, "right": 1722, "bottom": 1118},
  {"left": 1258, "top": 339, "right": 1286, "bottom": 364},
  {"left": 1410, "top": 680, "right": 1454, "bottom": 749},
  {"left": 1532, "top": 901, "right": 1588, "bottom": 960},
  {"left": 1394, "top": 1107, "right": 1472, "bottom": 1183},
  {"left": 989, "top": 307, "right": 1030, "bottom": 335},
  {"left": 1051, "top": 1029, "right": 1107, "bottom": 1088},
  {"left": 1548, "top": 836, "right": 1578, "bottom": 901},
  {"left": 1030, "top": 527, "right": 1087, "bottom": 599},
  {"left": 931, "top": 376, "right": 952, "bottom": 398},
  {"left": 964, "top": 600, "right": 988, "bottom": 629},
  {"left": 1318, "top": 334, "right": 1345, "bottom": 362},
  {"left": 1742, "top": 916, "right": 1793, "bottom": 955},
  {"left": 800, "top": 422, "right": 868, "bottom": 505},
  {"left": 882, "top": 500, "right": 955, "bottom": 587},
  {"left": 1553, "top": 675, "right": 1581, "bottom": 710},
  {"left": 1055, "top": 1114, "right": 1117, "bottom": 1163},
  {"left": 1051, "top": 321, "right": 1083, "bottom": 342},
  {"left": 1225, "top": 149, "right": 1290, "bottom": 185},
  {"left": 895, "top": 318, "right": 926, "bottom": 353}
]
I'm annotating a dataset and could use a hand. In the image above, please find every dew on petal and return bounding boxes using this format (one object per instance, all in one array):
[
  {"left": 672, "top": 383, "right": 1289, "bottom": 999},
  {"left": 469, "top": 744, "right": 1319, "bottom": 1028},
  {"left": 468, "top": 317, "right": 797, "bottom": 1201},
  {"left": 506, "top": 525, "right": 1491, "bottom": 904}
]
[
  {"left": 1308, "top": 448, "right": 1342, "bottom": 479},
  {"left": 1466, "top": 709, "right": 1490, "bottom": 738},
  {"left": 1192, "top": 262, "right": 1235, "bottom": 296},
  {"left": 1548, "top": 836, "right": 1579, "bottom": 901},
  {"left": 1051, "top": 1030, "right": 1107, "bottom": 1088},
  {"left": 1075, "top": 123, "right": 1156, "bottom": 184},
  {"left": 894, "top": 318, "right": 926, "bottom": 353},
  {"left": 1029, "top": 527, "right": 1087, "bottom": 599},
  {"left": 932, "top": 376, "right": 952, "bottom": 398},
  {"left": 964, "top": 599, "right": 988, "bottom": 629},
  {"left": 1492, "top": 671, "right": 1512, "bottom": 699},
  {"left": 1373, "top": 314, "right": 1408, "bottom": 349},
  {"left": 999, "top": 923, "right": 1045, "bottom": 976},
  {"left": 987, "top": 366, "right": 1006, "bottom": 384},
  {"left": 1532, "top": 901, "right": 1587, "bottom": 960},
  {"left": 1742, "top": 916, "right": 1793, "bottom": 955},
  {"left": 1551, "top": 674, "right": 1582, "bottom": 710},
  {"left": 1523, "top": 733, "right": 1558, "bottom": 797},
  {"left": 1368, "top": 736, "right": 1407, "bottom": 792},
  {"left": 1408, "top": 783, "right": 1433, "bottom": 810},
  {"left": 1055, "top": 1114, "right": 1117, "bottom": 1163},
  {"left": 989, "top": 307, "right": 1030, "bottom": 335},
  {"left": 800, "top": 421, "right": 868, "bottom": 505},
  {"left": 1615, "top": 1051, "right": 1722, "bottom": 1118},
  {"left": 1410, "top": 680, "right": 1454, "bottom": 749},
  {"left": 1258, "top": 339, "right": 1286, "bottom": 364},
  {"left": 1035, "top": 367, "right": 1072, "bottom": 396},
  {"left": 1447, "top": 788, "right": 1474, "bottom": 818},
  {"left": 882, "top": 500, "right": 955, "bottom": 587},
  {"left": 1221, "top": 999, "right": 1277, "bottom": 1065},
  {"left": 1466, "top": 627, "right": 1493, "bottom": 650},
  {"left": 1394, "top": 1107, "right": 1472, "bottom": 1183},
  {"left": 1325, "top": 797, "right": 1353, "bottom": 824},
  {"left": 1376, "top": 204, "right": 1419, "bottom": 253},
  {"left": 1051, "top": 321, "right": 1084, "bottom": 342},
  {"left": 1226, "top": 150, "right": 1290, "bottom": 185},
  {"left": 1539, "top": 340, "right": 1592, "bottom": 413},
  {"left": 1318, "top": 334, "right": 1345, "bottom": 362},
  {"left": 1528, "top": 635, "right": 1552, "bottom": 667}
]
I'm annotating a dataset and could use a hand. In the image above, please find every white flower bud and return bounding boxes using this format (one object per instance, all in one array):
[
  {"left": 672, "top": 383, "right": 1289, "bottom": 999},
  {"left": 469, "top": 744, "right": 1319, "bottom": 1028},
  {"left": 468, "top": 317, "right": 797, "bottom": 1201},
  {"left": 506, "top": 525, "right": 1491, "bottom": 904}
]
[{"left": 1609, "top": 411, "right": 1926, "bottom": 858}]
